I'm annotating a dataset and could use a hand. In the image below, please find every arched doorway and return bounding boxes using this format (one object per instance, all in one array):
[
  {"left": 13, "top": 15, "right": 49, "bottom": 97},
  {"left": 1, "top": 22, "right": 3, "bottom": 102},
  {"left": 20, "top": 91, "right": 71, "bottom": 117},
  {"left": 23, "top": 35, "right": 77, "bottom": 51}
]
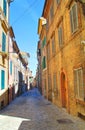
[{"left": 61, "top": 72, "right": 67, "bottom": 108}]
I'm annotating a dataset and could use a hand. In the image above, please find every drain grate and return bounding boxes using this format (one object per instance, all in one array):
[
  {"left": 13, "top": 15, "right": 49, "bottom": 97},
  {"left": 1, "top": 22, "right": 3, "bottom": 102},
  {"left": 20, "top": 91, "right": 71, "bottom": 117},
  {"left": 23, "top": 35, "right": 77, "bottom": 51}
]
[{"left": 57, "top": 119, "right": 73, "bottom": 124}]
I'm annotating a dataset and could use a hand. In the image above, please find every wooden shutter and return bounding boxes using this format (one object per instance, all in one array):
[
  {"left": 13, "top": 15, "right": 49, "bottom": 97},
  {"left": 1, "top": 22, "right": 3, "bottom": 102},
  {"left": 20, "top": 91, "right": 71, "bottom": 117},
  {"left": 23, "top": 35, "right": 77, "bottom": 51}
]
[
  {"left": 78, "top": 69, "right": 84, "bottom": 100},
  {"left": 1, "top": 70, "right": 5, "bottom": 90},
  {"left": 56, "top": 0, "right": 60, "bottom": 5},
  {"left": 74, "top": 68, "right": 84, "bottom": 100},
  {"left": 2, "top": 32, "right": 6, "bottom": 52},
  {"left": 58, "top": 27, "right": 62, "bottom": 46},
  {"left": 70, "top": 3, "right": 78, "bottom": 33},
  {"left": 10, "top": 61, "right": 12, "bottom": 75},
  {"left": 70, "top": 9, "right": 73, "bottom": 33},
  {"left": 3, "top": 0, "right": 6, "bottom": 16}
]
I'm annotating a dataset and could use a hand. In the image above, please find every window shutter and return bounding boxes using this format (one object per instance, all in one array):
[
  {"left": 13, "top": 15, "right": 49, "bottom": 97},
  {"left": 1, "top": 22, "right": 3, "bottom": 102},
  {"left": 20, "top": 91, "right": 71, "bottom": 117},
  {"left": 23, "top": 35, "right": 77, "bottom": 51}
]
[
  {"left": 70, "top": 3, "right": 78, "bottom": 33},
  {"left": 10, "top": 61, "right": 12, "bottom": 75},
  {"left": 3, "top": 0, "right": 7, "bottom": 16},
  {"left": 2, "top": 32, "right": 6, "bottom": 52},
  {"left": 70, "top": 10, "right": 73, "bottom": 33},
  {"left": 78, "top": 69, "right": 84, "bottom": 100},
  {"left": 58, "top": 27, "right": 62, "bottom": 46},
  {"left": 48, "top": 75, "right": 52, "bottom": 91},
  {"left": 56, "top": 0, "right": 60, "bottom": 5},
  {"left": 74, "top": 70, "right": 78, "bottom": 97},
  {"left": 72, "top": 4, "right": 78, "bottom": 31},
  {"left": 1, "top": 70, "right": 5, "bottom": 90},
  {"left": 52, "top": 36, "right": 56, "bottom": 54},
  {"left": 74, "top": 68, "right": 84, "bottom": 100}
]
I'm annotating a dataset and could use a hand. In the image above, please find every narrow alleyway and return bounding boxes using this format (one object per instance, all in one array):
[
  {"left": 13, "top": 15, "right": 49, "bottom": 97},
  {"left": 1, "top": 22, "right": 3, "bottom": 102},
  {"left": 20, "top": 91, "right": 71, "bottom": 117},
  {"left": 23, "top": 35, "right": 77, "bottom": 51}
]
[{"left": 0, "top": 88, "right": 85, "bottom": 130}]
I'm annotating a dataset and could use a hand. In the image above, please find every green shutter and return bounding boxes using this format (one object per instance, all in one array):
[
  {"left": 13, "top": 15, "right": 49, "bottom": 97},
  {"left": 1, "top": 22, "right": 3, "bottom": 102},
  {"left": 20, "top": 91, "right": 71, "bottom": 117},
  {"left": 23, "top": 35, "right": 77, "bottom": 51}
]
[
  {"left": 2, "top": 32, "right": 6, "bottom": 52},
  {"left": 42, "top": 37, "right": 46, "bottom": 48},
  {"left": 10, "top": 61, "right": 12, "bottom": 75},
  {"left": 1, "top": 70, "right": 5, "bottom": 90},
  {"left": 42, "top": 56, "right": 46, "bottom": 69},
  {"left": 3, "top": 0, "right": 7, "bottom": 16}
]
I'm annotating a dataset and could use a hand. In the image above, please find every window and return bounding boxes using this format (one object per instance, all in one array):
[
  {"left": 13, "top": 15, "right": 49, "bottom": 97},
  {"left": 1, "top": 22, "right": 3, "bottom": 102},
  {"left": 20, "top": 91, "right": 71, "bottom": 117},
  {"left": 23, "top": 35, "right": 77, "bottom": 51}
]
[
  {"left": 42, "top": 37, "right": 46, "bottom": 48},
  {"left": 47, "top": 43, "right": 50, "bottom": 60},
  {"left": 56, "top": 0, "right": 60, "bottom": 5},
  {"left": 74, "top": 68, "right": 84, "bottom": 100},
  {"left": 48, "top": 75, "right": 52, "bottom": 91},
  {"left": 53, "top": 74, "right": 58, "bottom": 96},
  {"left": 52, "top": 36, "right": 56, "bottom": 55},
  {"left": 58, "top": 26, "right": 63, "bottom": 46},
  {"left": 46, "top": 17, "right": 49, "bottom": 31},
  {"left": 70, "top": 3, "right": 78, "bottom": 33},
  {"left": 10, "top": 61, "right": 12, "bottom": 75},
  {"left": 3, "top": 0, "right": 7, "bottom": 16},
  {"left": 50, "top": 4, "right": 54, "bottom": 21},
  {"left": 42, "top": 56, "right": 46, "bottom": 69},
  {"left": 1, "top": 70, "right": 5, "bottom": 90},
  {"left": 2, "top": 32, "right": 6, "bottom": 52}
]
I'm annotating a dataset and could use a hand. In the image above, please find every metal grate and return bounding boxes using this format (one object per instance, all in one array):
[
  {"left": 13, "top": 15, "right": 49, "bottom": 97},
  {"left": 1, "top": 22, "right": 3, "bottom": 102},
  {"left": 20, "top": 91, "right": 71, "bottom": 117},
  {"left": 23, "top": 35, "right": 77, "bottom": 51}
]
[{"left": 57, "top": 119, "right": 73, "bottom": 124}]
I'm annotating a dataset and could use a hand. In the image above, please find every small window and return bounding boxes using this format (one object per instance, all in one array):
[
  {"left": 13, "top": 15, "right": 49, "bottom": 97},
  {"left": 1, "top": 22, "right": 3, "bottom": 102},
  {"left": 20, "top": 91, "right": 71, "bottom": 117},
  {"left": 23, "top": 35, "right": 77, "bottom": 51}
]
[{"left": 70, "top": 3, "right": 78, "bottom": 33}]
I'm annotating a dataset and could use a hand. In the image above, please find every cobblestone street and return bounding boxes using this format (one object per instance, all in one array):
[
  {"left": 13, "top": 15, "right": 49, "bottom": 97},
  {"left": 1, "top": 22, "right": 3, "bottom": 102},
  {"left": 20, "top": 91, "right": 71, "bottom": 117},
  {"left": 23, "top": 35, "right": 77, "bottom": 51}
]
[{"left": 0, "top": 88, "right": 85, "bottom": 130}]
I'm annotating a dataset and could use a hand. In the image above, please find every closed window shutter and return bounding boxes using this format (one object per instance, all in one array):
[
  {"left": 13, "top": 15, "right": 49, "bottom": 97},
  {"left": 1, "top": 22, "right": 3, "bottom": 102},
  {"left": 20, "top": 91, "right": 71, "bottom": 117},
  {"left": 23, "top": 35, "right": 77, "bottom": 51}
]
[
  {"left": 74, "top": 70, "right": 77, "bottom": 97},
  {"left": 52, "top": 36, "right": 56, "bottom": 54},
  {"left": 70, "top": 10, "right": 73, "bottom": 33},
  {"left": 1, "top": 70, "right": 5, "bottom": 90},
  {"left": 50, "top": 5, "right": 53, "bottom": 20},
  {"left": 2, "top": 32, "right": 6, "bottom": 52},
  {"left": 56, "top": 0, "right": 60, "bottom": 4},
  {"left": 58, "top": 27, "right": 62, "bottom": 46},
  {"left": 48, "top": 75, "right": 52, "bottom": 91},
  {"left": 78, "top": 69, "right": 84, "bottom": 100},
  {"left": 10, "top": 61, "right": 12, "bottom": 75},
  {"left": 3, "top": 0, "right": 6, "bottom": 16},
  {"left": 74, "top": 68, "right": 84, "bottom": 100},
  {"left": 42, "top": 56, "right": 46, "bottom": 69},
  {"left": 70, "top": 3, "right": 78, "bottom": 33},
  {"left": 47, "top": 44, "right": 50, "bottom": 60}
]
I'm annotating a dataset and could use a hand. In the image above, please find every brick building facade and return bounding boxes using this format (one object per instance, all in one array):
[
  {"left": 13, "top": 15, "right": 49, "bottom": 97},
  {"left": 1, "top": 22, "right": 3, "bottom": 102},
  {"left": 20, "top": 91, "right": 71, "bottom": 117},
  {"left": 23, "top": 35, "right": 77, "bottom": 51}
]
[{"left": 38, "top": 0, "right": 85, "bottom": 117}]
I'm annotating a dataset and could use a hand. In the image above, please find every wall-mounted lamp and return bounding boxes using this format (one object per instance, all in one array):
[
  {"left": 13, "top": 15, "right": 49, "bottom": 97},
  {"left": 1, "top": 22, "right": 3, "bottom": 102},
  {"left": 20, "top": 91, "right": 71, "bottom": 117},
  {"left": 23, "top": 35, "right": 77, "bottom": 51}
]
[{"left": 40, "top": 17, "right": 47, "bottom": 25}]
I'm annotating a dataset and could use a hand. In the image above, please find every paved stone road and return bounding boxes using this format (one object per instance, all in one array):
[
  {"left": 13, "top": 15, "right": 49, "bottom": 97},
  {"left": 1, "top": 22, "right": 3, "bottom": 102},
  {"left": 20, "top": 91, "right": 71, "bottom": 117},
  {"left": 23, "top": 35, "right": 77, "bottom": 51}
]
[{"left": 0, "top": 88, "right": 85, "bottom": 130}]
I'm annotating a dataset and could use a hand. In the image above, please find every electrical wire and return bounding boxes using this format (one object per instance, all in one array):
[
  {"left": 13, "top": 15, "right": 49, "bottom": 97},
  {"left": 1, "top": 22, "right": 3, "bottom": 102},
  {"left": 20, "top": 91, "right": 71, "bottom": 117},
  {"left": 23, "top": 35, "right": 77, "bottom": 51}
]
[{"left": 12, "top": 0, "right": 41, "bottom": 26}]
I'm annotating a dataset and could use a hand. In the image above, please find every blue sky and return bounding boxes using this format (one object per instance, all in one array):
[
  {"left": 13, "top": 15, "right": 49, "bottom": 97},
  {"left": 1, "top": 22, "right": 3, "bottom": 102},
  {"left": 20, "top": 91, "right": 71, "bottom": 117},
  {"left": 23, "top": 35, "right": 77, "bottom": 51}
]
[{"left": 10, "top": 0, "right": 45, "bottom": 76}]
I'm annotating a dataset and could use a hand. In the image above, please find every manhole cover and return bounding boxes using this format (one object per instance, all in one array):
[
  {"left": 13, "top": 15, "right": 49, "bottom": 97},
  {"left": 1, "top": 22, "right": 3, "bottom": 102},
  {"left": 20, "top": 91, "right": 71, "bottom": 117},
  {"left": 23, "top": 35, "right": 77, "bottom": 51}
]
[{"left": 57, "top": 119, "right": 73, "bottom": 124}]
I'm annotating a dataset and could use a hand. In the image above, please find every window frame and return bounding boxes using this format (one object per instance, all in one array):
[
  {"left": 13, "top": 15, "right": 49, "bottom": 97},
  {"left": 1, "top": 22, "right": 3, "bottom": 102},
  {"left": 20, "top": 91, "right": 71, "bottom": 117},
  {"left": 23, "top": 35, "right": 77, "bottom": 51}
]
[
  {"left": 2, "top": 32, "right": 6, "bottom": 52},
  {"left": 74, "top": 68, "right": 84, "bottom": 101},
  {"left": 58, "top": 26, "right": 63, "bottom": 47},
  {"left": 70, "top": 3, "right": 78, "bottom": 33}
]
